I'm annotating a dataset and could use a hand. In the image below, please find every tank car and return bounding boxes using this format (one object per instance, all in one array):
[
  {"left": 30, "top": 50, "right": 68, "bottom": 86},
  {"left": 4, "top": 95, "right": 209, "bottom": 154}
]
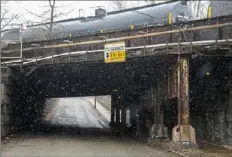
[
  {"left": 2, "top": 1, "right": 231, "bottom": 44},
  {"left": 195, "top": 0, "right": 232, "bottom": 41},
  {"left": 20, "top": 0, "right": 189, "bottom": 42}
]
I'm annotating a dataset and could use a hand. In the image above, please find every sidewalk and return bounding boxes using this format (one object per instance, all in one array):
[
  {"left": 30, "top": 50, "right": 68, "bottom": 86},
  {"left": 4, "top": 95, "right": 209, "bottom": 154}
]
[
  {"left": 81, "top": 97, "right": 111, "bottom": 122},
  {"left": 148, "top": 139, "right": 232, "bottom": 157}
]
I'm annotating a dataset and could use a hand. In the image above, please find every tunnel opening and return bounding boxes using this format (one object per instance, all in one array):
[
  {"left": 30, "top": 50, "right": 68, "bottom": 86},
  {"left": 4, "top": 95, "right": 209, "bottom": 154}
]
[
  {"left": 39, "top": 96, "right": 112, "bottom": 135},
  {"left": 8, "top": 57, "right": 165, "bottom": 137},
  {"left": 8, "top": 55, "right": 232, "bottom": 145}
]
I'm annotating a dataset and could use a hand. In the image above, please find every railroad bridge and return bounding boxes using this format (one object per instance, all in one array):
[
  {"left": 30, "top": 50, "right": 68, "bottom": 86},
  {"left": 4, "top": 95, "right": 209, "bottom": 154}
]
[{"left": 1, "top": 10, "right": 232, "bottom": 147}]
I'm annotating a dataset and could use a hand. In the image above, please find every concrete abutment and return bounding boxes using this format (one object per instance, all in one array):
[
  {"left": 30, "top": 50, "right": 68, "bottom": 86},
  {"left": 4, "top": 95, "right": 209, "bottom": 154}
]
[{"left": 1, "top": 67, "right": 12, "bottom": 137}]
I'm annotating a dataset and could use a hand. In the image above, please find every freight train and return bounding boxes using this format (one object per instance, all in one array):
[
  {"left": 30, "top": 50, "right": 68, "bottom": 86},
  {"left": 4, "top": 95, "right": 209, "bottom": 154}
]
[
  {"left": 20, "top": 0, "right": 189, "bottom": 42},
  {"left": 1, "top": 1, "right": 232, "bottom": 45}
]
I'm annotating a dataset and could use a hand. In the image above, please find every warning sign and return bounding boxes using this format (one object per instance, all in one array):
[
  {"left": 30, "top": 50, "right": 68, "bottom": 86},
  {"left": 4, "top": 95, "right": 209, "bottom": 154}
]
[{"left": 104, "top": 41, "right": 126, "bottom": 63}]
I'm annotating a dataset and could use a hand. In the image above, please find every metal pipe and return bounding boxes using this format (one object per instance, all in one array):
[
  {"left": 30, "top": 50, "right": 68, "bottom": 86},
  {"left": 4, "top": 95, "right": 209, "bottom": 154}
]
[
  {"left": 2, "top": 38, "right": 232, "bottom": 65},
  {"left": 3, "top": 22, "right": 232, "bottom": 54}
]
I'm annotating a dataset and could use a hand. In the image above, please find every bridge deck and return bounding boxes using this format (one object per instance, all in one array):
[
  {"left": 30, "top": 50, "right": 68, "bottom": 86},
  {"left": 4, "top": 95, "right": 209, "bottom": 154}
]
[{"left": 1, "top": 15, "right": 232, "bottom": 67}]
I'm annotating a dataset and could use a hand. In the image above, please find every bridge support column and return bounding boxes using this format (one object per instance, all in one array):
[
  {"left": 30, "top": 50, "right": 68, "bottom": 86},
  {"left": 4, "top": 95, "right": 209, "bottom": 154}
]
[
  {"left": 110, "top": 94, "right": 116, "bottom": 127},
  {"left": 116, "top": 96, "right": 120, "bottom": 127},
  {"left": 172, "top": 55, "right": 196, "bottom": 146},
  {"left": 110, "top": 93, "right": 126, "bottom": 134},
  {"left": 121, "top": 107, "right": 126, "bottom": 126},
  {"left": 150, "top": 76, "right": 168, "bottom": 139}
]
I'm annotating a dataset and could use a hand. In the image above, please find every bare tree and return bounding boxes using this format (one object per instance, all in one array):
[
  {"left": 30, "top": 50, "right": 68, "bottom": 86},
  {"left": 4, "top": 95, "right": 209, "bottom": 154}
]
[
  {"left": 1, "top": 1, "right": 19, "bottom": 30},
  {"left": 144, "top": 0, "right": 170, "bottom": 5},
  {"left": 144, "top": 0, "right": 157, "bottom": 5},
  {"left": 26, "top": 0, "right": 73, "bottom": 38},
  {"left": 187, "top": 0, "right": 209, "bottom": 20},
  {"left": 109, "top": 0, "right": 127, "bottom": 10}
]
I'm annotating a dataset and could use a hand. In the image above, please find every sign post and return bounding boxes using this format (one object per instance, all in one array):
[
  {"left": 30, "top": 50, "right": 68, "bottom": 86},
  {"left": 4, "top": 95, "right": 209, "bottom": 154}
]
[{"left": 104, "top": 41, "right": 126, "bottom": 63}]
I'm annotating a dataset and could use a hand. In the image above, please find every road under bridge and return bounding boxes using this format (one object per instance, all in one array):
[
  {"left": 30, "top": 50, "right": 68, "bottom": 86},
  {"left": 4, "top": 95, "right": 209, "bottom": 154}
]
[{"left": 1, "top": 14, "right": 232, "bottom": 152}]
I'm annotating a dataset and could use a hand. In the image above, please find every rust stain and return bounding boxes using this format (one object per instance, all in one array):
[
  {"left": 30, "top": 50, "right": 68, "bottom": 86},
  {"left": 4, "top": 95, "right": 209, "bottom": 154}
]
[
  {"left": 179, "top": 56, "right": 189, "bottom": 125},
  {"left": 168, "top": 63, "right": 178, "bottom": 98}
]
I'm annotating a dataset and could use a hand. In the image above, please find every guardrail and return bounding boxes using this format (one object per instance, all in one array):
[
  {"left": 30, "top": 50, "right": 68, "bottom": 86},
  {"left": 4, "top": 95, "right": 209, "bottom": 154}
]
[{"left": 3, "top": 38, "right": 232, "bottom": 67}]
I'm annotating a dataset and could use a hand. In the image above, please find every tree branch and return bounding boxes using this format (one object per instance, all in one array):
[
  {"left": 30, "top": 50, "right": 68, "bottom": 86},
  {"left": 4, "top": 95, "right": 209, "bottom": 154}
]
[
  {"left": 26, "top": 9, "right": 51, "bottom": 19},
  {"left": 53, "top": 9, "right": 74, "bottom": 18},
  {"left": 110, "top": 0, "right": 127, "bottom": 10},
  {"left": 1, "top": 14, "right": 18, "bottom": 30},
  {"left": 1, "top": 9, "right": 9, "bottom": 23}
]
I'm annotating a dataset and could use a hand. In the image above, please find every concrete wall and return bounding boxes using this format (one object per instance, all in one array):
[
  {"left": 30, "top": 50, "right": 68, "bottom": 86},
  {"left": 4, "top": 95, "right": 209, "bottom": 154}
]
[
  {"left": 190, "top": 59, "right": 232, "bottom": 146},
  {"left": 227, "top": 82, "right": 232, "bottom": 145},
  {"left": 1, "top": 67, "right": 12, "bottom": 137},
  {"left": 96, "top": 95, "right": 111, "bottom": 112}
]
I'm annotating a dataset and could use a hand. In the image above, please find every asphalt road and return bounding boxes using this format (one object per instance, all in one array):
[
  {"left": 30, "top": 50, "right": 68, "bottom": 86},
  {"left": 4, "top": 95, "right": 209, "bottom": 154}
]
[
  {"left": 49, "top": 97, "right": 109, "bottom": 128},
  {"left": 1, "top": 97, "right": 179, "bottom": 157},
  {"left": 1, "top": 133, "right": 179, "bottom": 157}
]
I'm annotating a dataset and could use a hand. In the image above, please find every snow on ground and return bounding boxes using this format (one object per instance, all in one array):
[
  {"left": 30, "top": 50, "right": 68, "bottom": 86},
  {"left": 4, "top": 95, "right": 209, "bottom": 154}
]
[
  {"left": 82, "top": 97, "right": 111, "bottom": 122},
  {"left": 49, "top": 97, "right": 110, "bottom": 128}
]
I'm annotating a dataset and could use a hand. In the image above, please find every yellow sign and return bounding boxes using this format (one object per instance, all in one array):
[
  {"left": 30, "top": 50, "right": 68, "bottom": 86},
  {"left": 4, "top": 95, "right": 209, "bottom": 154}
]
[
  {"left": 207, "top": 7, "right": 212, "bottom": 18},
  {"left": 104, "top": 41, "right": 126, "bottom": 63}
]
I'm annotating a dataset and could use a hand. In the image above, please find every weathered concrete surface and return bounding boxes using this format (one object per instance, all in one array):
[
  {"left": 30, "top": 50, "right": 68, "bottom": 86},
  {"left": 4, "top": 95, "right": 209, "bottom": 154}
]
[
  {"left": 190, "top": 58, "right": 232, "bottom": 146},
  {"left": 1, "top": 133, "right": 179, "bottom": 157},
  {"left": 226, "top": 80, "right": 232, "bottom": 145},
  {"left": 1, "top": 67, "right": 12, "bottom": 137},
  {"left": 96, "top": 95, "right": 111, "bottom": 111},
  {"left": 148, "top": 139, "right": 232, "bottom": 157},
  {"left": 1, "top": 102, "right": 11, "bottom": 137},
  {"left": 82, "top": 96, "right": 111, "bottom": 122}
]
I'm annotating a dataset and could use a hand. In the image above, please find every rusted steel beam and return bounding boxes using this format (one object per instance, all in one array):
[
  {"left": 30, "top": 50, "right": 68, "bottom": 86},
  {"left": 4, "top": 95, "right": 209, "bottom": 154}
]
[
  {"left": 178, "top": 55, "right": 190, "bottom": 125},
  {"left": 168, "top": 63, "right": 178, "bottom": 99},
  {"left": 172, "top": 54, "right": 196, "bottom": 144},
  {"left": 4, "top": 38, "right": 232, "bottom": 67}
]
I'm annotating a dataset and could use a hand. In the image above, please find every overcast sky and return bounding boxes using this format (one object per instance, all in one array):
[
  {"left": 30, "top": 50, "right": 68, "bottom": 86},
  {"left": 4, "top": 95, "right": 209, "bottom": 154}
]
[{"left": 2, "top": 1, "right": 149, "bottom": 28}]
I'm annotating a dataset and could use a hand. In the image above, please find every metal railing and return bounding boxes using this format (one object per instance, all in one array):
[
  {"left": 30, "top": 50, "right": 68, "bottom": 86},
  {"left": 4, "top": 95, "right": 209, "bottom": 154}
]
[{"left": 3, "top": 38, "right": 232, "bottom": 66}]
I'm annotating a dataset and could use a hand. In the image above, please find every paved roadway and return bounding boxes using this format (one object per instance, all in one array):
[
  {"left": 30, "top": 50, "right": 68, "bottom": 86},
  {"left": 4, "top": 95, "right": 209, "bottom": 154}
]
[
  {"left": 1, "top": 97, "right": 179, "bottom": 157},
  {"left": 1, "top": 133, "right": 179, "bottom": 157},
  {"left": 48, "top": 97, "right": 110, "bottom": 128}
]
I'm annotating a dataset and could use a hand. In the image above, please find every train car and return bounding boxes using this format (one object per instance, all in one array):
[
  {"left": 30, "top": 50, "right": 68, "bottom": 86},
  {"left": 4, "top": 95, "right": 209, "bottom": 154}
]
[
  {"left": 20, "top": 0, "right": 189, "bottom": 42},
  {"left": 195, "top": 0, "right": 232, "bottom": 41},
  {"left": 209, "top": 0, "right": 232, "bottom": 18},
  {"left": 2, "top": 1, "right": 231, "bottom": 45}
]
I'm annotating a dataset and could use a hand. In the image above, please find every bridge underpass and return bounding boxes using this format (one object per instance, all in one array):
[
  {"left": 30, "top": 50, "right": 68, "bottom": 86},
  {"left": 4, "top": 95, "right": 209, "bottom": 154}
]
[
  {"left": 1, "top": 14, "right": 232, "bottom": 156},
  {"left": 2, "top": 53, "right": 232, "bottom": 156},
  {"left": 9, "top": 56, "right": 168, "bottom": 133},
  {"left": 4, "top": 53, "right": 231, "bottom": 144}
]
